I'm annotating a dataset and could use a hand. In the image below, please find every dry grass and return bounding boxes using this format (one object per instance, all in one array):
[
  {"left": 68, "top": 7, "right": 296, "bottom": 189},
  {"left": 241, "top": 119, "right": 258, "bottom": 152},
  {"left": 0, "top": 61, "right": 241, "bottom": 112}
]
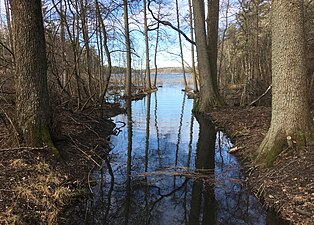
[{"left": 0, "top": 150, "right": 80, "bottom": 225}]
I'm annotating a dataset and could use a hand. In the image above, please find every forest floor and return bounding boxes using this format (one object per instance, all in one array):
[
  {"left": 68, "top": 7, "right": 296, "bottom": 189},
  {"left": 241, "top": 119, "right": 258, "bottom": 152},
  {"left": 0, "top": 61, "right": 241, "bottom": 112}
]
[
  {"left": 207, "top": 106, "right": 314, "bottom": 225},
  {"left": 0, "top": 88, "right": 124, "bottom": 224}
]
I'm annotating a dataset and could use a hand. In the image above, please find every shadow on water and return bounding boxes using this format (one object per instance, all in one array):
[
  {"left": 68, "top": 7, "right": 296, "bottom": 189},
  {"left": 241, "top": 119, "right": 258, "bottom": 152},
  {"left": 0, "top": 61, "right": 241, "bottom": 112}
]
[{"left": 81, "top": 75, "right": 286, "bottom": 225}]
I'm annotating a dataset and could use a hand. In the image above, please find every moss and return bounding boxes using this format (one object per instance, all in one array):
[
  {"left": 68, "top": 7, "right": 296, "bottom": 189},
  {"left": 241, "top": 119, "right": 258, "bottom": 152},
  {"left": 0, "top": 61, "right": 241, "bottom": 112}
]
[
  {"left": 192, "top": 99, "right": 200, "bottom": 113},
  {"left": 263, "top": 139, "right": 285, "bottom": 167},
  {"left": 26, "top": 124, "right": 60, "bottom": 159},
  {"left": 40, "top": 126, "right": 60, "bottom": 159}
]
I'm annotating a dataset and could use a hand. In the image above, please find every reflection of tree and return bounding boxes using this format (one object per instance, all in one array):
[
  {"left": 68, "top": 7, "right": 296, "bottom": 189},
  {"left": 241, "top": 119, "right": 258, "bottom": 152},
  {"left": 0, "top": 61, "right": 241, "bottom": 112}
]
[
  {"left": 103, "top": 156, "right": 114, "bottom": 223},
  {"left": 144, "top": 94, "right": 151, "bottom": 224},
  {"left": 187, "top": 113, "right": 195, "bottom": 169},
  {"left": 174, "top": 93, "right": 186, "bottom": 189},
  {"left": 154, "top": 92, "right": 160, "bottom": 155},
  {"left": 145, "top": 94, "right": 151, "bottom": 172},
  {"left": 189, "top": 115, "right": 216, "bottom": 225},
  {"left": 175, "top": 92, "right": 186, "bottom": 167},
  {"left": 124, "top": 98, "right": 132, "bottom": 225},
  {"left": 184, "top": 111, "right": 195, "bottom": 223}
]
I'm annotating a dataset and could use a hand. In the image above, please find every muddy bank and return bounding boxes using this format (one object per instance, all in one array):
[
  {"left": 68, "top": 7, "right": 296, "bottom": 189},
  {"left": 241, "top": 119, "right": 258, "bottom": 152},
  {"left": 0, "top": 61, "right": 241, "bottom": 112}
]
[{"left": 207, "top": 106, "right": 314, "bottom": 225}]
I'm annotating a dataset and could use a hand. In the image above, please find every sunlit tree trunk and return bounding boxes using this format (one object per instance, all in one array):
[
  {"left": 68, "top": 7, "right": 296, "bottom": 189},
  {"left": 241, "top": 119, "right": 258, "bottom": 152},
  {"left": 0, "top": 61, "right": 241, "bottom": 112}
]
[
  {"left": 257, "top": 0, "right": 314, "bottom": 166},
  {"left": 175, "top": 0, "right": 188, "bottom": 90},
  {"left": 207, "top": 0, "right": 219, "bottom": 87},
  {"left": 188, "top": 0, "right": 198, "bottom": 92},
  {"left": 10, "top": 0, "right": 58, "bottom": 156},
  {"left": 193, "top": 0, "right": 225, "bottom": 112},
  {"left": 153, "top": 26, "right": 160, "bottom": 88},
  {"left": 143, "top": 0, "right": 151, "bottom": 91}
]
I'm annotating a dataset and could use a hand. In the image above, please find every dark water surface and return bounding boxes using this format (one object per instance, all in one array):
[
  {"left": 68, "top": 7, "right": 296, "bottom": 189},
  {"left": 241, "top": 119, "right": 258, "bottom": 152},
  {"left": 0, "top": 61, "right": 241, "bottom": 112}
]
[{"left": 86, "top": 74, "right": 282, "bottom": 225}]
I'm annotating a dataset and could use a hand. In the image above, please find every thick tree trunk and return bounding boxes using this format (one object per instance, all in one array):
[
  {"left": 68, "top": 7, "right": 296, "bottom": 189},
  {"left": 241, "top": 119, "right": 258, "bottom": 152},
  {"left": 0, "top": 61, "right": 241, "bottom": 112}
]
[
  {"left": 10, "top": 0, "right": 59, "bottom": 156},
  {"left": 207, "top": 0, "right": 219, "bottom": 87},
  {"left": 257, "top": 0, "right": 314, "bottom": 166},
  {"left": 192, "top": 0, "right": 224, "bottom": 112}
]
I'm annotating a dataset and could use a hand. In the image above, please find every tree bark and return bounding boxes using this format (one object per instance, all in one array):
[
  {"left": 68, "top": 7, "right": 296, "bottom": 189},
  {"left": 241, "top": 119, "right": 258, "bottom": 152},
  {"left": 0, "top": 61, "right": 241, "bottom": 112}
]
[
  {"left": 95, "top": 0, "right": 112, "bottom": 116},
  {"left": 257, "top": 0, "right": 314, "bottom": 166},
  {"left": 188, "top": 0, "right": 198, "bottom": 92},
  {"left": 175, "top": 0, "right": 188, "bottom": 90},
  {"left": 192, "top": 0, "right": 224, "bottom": 112},
  {"left": 143, "top": 0, "right": 151, "bottom": 91},
  {"left": 10, "top": 0, "right": 59, "bottom": 156},
  {"left": 79, "top": 0, "right": 93, "bottom": 97}
]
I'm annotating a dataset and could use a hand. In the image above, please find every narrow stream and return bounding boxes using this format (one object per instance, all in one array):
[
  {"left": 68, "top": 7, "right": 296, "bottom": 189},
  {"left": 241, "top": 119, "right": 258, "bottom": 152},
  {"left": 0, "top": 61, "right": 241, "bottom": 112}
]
[{"left": 86, "top": 74, "right": 282, "bottom": 225}]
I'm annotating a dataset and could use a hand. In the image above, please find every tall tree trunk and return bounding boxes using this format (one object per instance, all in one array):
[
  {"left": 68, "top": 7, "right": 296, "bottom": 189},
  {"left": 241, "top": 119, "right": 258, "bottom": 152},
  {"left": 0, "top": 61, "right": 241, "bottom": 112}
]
[
  {"left": 188, "top": 0, "right": 198, "bottom": 92},
  {"left": 153, "top": 25, "right": 160, "bottom": 88},
  {"left": 257, "top": 0, "right": 314, "bottom": 166},
  {"left": 124, "top": 0, "right": 132, "bottom": 97},
  {"left": 143, "top": 0, "right": 151, "bottom": 91},
  {"left": 95, "top": 0, "right": 112, "bottom": 116},
  {"left": 10, "top": 0, "right": 59, "bottom": 156},
  {"left": 176, "top": 0, "right": 188, "bottom": 90},
  {"left": 207, "top": 0, "right": 219, "bottom": 87},
  {"left": 60, "top": 0, "right": 68, "bottom": 91},
  {"left": 192, "top": 0, "right": 224, "bottom": 112},
  {"left": 79, "top": 0, "right": 93, "bottom": 97},
  {"left": 153, "top": 4, "right": 162, "bottom": 88}
]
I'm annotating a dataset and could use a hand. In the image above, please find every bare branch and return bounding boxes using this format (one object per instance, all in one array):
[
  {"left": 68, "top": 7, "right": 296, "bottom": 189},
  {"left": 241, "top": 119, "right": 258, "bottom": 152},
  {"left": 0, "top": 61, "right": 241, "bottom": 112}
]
[{"left": 147, "top": 0, "right": 196, "bottom": 45}]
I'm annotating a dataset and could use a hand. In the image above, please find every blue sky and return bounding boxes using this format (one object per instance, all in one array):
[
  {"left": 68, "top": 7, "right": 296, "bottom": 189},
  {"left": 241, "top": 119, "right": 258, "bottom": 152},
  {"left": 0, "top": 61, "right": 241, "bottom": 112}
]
[{"left": 0, "top": 0, "right": 237, "bottom": 69}]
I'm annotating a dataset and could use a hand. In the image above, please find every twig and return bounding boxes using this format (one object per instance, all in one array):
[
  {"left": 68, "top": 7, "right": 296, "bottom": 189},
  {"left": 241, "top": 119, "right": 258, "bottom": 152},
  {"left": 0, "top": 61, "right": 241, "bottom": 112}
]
[
  {"left": 0, "top": 108, "right": 20, "bottom": 147},
  {"left": 66, "top": 114, "right": 100, "bottom": 138},
  {"left": 0, "top": 146, "right": 47, "bottom": 152},
  {"left": 67, "top": 135, "right": 101, "bottom": 167},
  {"left": 249, "top": 84, "right": 272, "bottom": 106},
  {"left": 87, "top": 167, "right": 94, "bottom": 194}
]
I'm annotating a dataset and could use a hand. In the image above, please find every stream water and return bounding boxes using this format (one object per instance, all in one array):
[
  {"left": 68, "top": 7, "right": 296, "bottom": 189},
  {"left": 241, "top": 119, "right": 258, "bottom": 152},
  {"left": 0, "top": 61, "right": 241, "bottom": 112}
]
[{"left": 85, "top": 74, "right": 282, "bottom": 225}]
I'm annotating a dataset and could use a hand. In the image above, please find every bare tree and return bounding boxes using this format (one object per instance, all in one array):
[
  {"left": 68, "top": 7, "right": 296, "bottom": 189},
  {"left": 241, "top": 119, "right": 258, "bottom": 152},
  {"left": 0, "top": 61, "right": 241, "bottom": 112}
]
[
  {"left": 124, "top": 0, "right": 132, "bottom": 97},
  {"left": 144, "top": 0, "right": 152, "bottom": 91}
]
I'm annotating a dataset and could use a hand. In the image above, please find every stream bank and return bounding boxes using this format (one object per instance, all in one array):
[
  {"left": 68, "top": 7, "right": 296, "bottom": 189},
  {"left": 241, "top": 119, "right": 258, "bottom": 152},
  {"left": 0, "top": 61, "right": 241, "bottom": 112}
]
[
  {"left": 207, "top": 106, "right": 314, "bottom": 225},
  {"left": 0, "top": 101, "right": 124, "bottom": 224}
]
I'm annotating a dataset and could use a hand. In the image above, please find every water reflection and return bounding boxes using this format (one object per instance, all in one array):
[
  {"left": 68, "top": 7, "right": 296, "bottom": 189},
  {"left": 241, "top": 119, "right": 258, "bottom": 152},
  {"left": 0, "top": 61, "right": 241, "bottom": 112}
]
[
  {"left": 189, "top": 114, "right": 216, "bottom": 225},
  {"left": 86, "top": 76, "right": 283, "bottom": 225},
  {"left": 125, "top": 98, "right": 132, "bottom": 225}
]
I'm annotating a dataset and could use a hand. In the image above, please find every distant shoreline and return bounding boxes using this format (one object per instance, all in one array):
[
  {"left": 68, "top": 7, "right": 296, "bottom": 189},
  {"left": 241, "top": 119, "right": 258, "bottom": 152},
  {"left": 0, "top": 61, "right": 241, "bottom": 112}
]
[{"left": 150, "top": 67, "right": 187, "bottom": 74}]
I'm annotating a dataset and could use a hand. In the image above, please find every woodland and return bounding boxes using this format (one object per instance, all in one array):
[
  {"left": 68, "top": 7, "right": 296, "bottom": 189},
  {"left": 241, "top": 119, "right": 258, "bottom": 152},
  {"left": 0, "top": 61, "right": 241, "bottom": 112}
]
[{"left": 0, "top": 0, "right": 313, "bottom": 224}]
